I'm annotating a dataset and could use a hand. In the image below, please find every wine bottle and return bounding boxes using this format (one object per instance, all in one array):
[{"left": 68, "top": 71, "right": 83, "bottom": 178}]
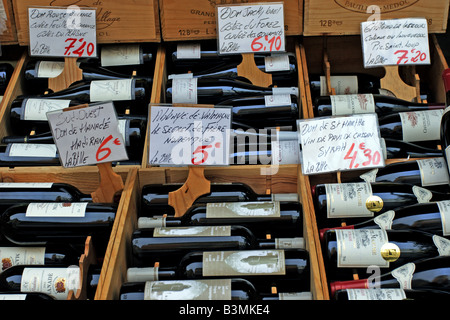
[
  {"left": 137, "top": 200, "right": 303, "bottom": 239},
  {"left": 378, "top": 109, "right": 444, "bottom": 145},
  {"left": 131, "top": 225, "right": 305, "bottom": 265},
  {"left": 313, "top": 93, "right": 444, "bottom": 118},
  {"left": 0, "top": 292, "right": 56, "bottom": 300},
  {"left": 309, "top": 74, "right": 385, "bottom": 97},
  {"left": 0, "top": 63, "right": 14, "bottom": 95},
  {"left": 127, "top": 249, "right": 310, "bottom": 293},
  {"left": 382, "top": 138, "right": 443, "bottom": 159},
  {"left": 322, "top": 229, "right": 450, "bottom": 281},
  {"left": 165, "top": 78, "right": 298, "bottom": 105},
  {"left": 440, "top": 68, "right": 450, "bottom": 176},
  {"left": 0, "top": 202, "right": 116, "bottom": 251},
  {"left": 119, "top": 278, "right": 259, "bottom": 300},
  {"left": 329, "top": 256, "right": 450, "bottom": 297},
  {"left": 0, "top": 264, "right": 101, "bottom": 300},
  {"left": 0, "top": 143, "right": 61, "bottom": 167},
  {"left": 312, "top": 182, "right": 450, "bottom": 227},
  {"left": 334, "top": 288, "right": 450, "bottom": 300}
]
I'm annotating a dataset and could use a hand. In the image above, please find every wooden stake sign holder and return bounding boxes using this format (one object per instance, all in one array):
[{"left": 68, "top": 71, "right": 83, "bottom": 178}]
[{"left": 237, "top": 53, "right": 273, "bottom": 87}]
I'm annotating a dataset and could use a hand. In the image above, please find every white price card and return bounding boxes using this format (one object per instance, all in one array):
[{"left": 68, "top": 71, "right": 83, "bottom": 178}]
[
  {"left": 28, "top": 6, "right": 97, "bottom": 57},
  {"left": 361, "top": 18, "right": 430, "bottom": 68},
  {"left": 216, "top": 2, "right": 285, "bottom": 55},
  {"left": 46, "top": 102, "right": 128, "bottom": 168},
  {"left": 297, "top": 113, "right": 385, "bottom": 175},
  {"left": 148, "top": 105, "right": 232, "bottom": 166}
]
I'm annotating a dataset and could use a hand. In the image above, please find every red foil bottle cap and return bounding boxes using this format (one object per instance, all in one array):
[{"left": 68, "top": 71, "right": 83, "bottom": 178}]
[
  {"left": 329, "top": 279, "right": 369, "bottom": 297},
  {"left": 442, "top": 68, "right": 450, "bottom": 91},
  {"left": 319, "top": 225, "right": 355, "bottom": 242}
]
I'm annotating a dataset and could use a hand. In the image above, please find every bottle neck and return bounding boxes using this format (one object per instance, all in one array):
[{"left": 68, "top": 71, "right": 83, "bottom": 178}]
[
  {"left": 329, "top": 279, "right": 369, "bottom": 297},
  {"left": 127, "top": 267, "right": 177, "bottom": 282}
]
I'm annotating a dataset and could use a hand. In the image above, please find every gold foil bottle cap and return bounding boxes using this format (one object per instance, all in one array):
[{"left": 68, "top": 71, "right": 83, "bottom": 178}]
[
  {"left": 366, "top": 195, "right": 384, "bottom": 212},
  {"left": 380, "top": 243, "right": 401, "bottom": 262}
]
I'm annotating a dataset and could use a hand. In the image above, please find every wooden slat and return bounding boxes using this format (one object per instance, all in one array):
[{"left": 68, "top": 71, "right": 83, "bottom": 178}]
[{"left": 0, "top": 0, "right": 18, "bottom": 44}]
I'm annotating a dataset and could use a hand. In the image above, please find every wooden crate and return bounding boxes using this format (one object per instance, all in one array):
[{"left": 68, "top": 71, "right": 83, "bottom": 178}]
[
  {"left": 95, "top": 164, "right": 327, "bottom": 300},
  {"left": 159, "top": 0, "right": 303, "bottom": 41},
  {"left": 0, "top": 0, "right": 18, "bottom": 44},
  {"left": 11, "top": 0, "right": 161, "bottom": 45},
  {"left": 304, "top": 0, "right": 449, "bottom": 36}
]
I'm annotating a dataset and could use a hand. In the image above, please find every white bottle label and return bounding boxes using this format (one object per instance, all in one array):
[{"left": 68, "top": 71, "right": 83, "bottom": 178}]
[
  {"left": 90, "top": 79, "right": 134, "bottom": 102},
  {"left": 264, "top": 94, "right": 291, "bottom": 106},
  {"left": 144, "top": 279, "right": 232, "bottom": 300},
  {"left": 153, "top": 226, "right": 231, "bottom": 237},
  {"left": 206, "top": 201, "right": 281, "bottom": 218},
  {"left": 416, "top": 157, "right": 450, "bottom": 186},
  {"left": 272, "top": 87, "right": 298, "bottom": 97},
  {"left": 399, "top": 110, "right": 443, "bottom": 142},
  {"left": 23, "top": 98, "right": 71, "bottom": 121},
  {"left": 8, "top": 144, "right": 57, "bottom": 158},
  {"left": 0, "top": 294, "right": 28, "bottom": 300},
  {"left": 336, "top": 229, "right": 390, "bottom": 268},
  {"left": 264, "top": 53, "right": 289, "bottom": 72},
  {"left": 359, "top": 168, "right": 378, "bottom": 183},
  {"left": 271, "top": 140, "right": 300, "bottom": 165},
  {"left": 437, "top": 200, "right": 450, "bottom": 236},
  {"left": 320, "top": 75, "right": 358, "bottom": 96},
  {"left": 446, "top": 146, "right": 450, "bottom": 177},
  {"left": 0, "top": 247, "right": 46, "bottom": 272},
  {"left": 390, "top": 262, "right": 415, "bottom": 289},
  {"left": 172, "top": 78, "right": 198, "bottom": 104},
  {"left": 325, "top": 182, "right": 375, "bottom": 218},
  {"left": 275, "top": 237, "right": 305, "bottom": 249},
  {"left": 374, "top": 210, "right": 395, "bottom": 229},
  {"left": 37, "top": 61, "right": 65, "bottom": 78},
  {"left": 118, "top": 119, "right": 129, "bottom": 146},
  {"left": 101, "top": 44, "right": 142, "bottom": 66},
  {"left": 346, "top": 288, "right": 407, "bottom": 300},
  {"left": 176, "top": 43, "right": 201, "bottom": 59},
  {"left": 138, "top": 217, "right": 166, "bottom": 229},
  {"left": 271, "top": 193, "right": 299, "bottom": 202},
  {"left": 433, "top": 235, "right": 450, "bottom": 256},
  {"left": 21, "top": 266, "right": 80, "bottom": 300},
  {"left": 330, "top": 94, "right": 376, "bottom": 115},
  {"left": 25, "top": 202, "right": 88, "bottom": 218},
  {"left": 278, "top": 292, "right": 313, "bottom": 300},
  {"left": 202, "top": 250, "right": 286, "bottom": 276},
  {"left": 127, "top": 267, "right": 159, "bottom": 282},
  {"left": 412, "top": 185, "right": 433, "bottom": 203},
  {"left": 0, "top": 182, "right": 53, "bottom": 188}
]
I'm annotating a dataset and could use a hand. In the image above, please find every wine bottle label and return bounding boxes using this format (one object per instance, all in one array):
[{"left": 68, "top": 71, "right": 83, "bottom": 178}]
[
  {"left": 36, "top": 61, "right": 65, "bottom": 78},
  {"left": 379, "top": 138, "right": 387, "bottom": 160},
  {"left": 399, "top": 110, "right": 443, "bottom": 142},
  {"left": 0, "top": 294, "right": 28, "bottom": 300},
  {"left": 127, "top": 267, "right": 159, "bottom": 282},
  {"left": 176, "top": 43, "right": 201, "bottom": 59},
  {"left": 374, "top": 210, "right": 395, "bottom": 229},
  {"left": 319, "top": 75, "right": 358, "bottom": 96},
  {"left": 90, "top": 79, "right": 134, "bottom": 102},
  {"left": 118, "top": 119, "right": 129, "bottom": 146},
  {"left": 437, "top": 200, "right": 450, "bottom": 236},
  {"left": 172, "top": 78, "right": 198, "bottom": 104},
  {"left": 335, "top": 229, "right": 390, "bottom": 268},
  {"left": 25, "top": 202, "right": 88, "bottom": 218},
  {"left": 417, "top": 157, "right": 450, "bottom": 186},
  {"left": 271, "top": 140, "right": 300, "bottom": 165},
  {"left": 359, "top": 168, "right": 378, "bottom": 183},
  {"left": 278, "top": 292, "right": 313, "bottom": 300},
  {"left": 206, "top": 201, "right": 281, "bottom": 218},
  {"left": 390, "top": 262, "right": 415, "bottom": 289},
  {"left": 272, "top": 87, "right": 298, "bottom": 97},
  {"left": 0, "top": 182, "right": 53, "bottom": 188},
  {"left": 101, "top": 44, "right": 142, "bottom": 66},
  {"left": 377, "top": 88, "right": 397, "bottom": 97},
  {"left": 271, "top": 193, "right": 299, "bottom": 202},
  {"left": 432, "top": 235, "right": 450, "bottom": 256},
  {"left": 8, "top": 144, "right": 57, "bottom": 158},
  {"left": 412, "top": 186, "right": 433, "bottom": 203},
  {"left": 330, "top": 94, "right": 376, "bottom": 115},
  {"left": 20, "top": 266, "right": 80, "bottom": 300},
  {"left": 264, "top": 94, "right": 291, "bottom": 106},
  {"left": 264, "top": 53, "right": 290, "bottom": 72},
  {"left": 275, "top": 237, "right": 305, "bottom": 249},
  {"left": 138, "top": 217, "right": 166, "bottom": 229},
  {"left": 168, "top": 73, "right": 193, "bottom": 80},
  {"left": 144, "top": 279, "right": 232, "bottom": 300},
  {"left": 325, "top": 182, "right": 378, "bottom": 218},
  {"left": 0, "top": 247, "right": 45, "bottom": 272},
  {"left": 202, "top": 250, "right": 286, "bottom": 277},
  {"left": 346, "top": 288, "right": 407, "bottom": 300},
  {"left": 153, "top": 226, "right": 231, "bottom": 237},
  {"left": 23, "top": 98, "right": 71, "bottom": 121}
]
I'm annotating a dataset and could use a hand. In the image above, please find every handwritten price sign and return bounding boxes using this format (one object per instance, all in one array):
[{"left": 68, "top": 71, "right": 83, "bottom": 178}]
[
  {"left": 28, "top": 7, "right": 97, "bottom": 57},
  {"left": 46, "top": 102, "right": 128, "bottom": 168},
  {"left": 361, "top": 18, "right": 430, "bottom": 68},
  {"left": 216, "top": 3, "right": 285, "bottom": 55},
  {"left": 297, "top": 113, "right": 385, "bottom": 175}
]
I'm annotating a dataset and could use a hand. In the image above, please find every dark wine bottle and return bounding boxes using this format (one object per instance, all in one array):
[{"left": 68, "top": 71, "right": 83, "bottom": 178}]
[
  {"left": 312, "top": 182, "right": 450, "bottom": 227},
  {"left": 440, "top": 68, "right": 450, "bottom": 177},
  {"left": 382, "top": 138, "right": 443, "bottom": 159},
  {"left": 322, "top": 229, "right": 450, "bottom": 281},
  {"left": 334, "top": 288, "right": 450, "bottom": 300},
  {"left": 119, "top": 278, "right": 259, "bottom": 300},
  {"left": 0, "top": 292, "right": 56, "bottom": 300},
  {"left": 0, "top": 63, "right": 14, "bottom": 95},
  {"left": 329, "top": 256, "right": 450, "bottom": 297},
  {"left": 138, "top": 200, "right": 303, "bottom": 239},
  {"left": 127, "top": 249, "right": 310, "bottom": 293},
  {"left": 0, "top": 143, "right": 61, "bottom": 167},
  {"left": 309, "top": 74, "right": 385, "bottom": 98}
]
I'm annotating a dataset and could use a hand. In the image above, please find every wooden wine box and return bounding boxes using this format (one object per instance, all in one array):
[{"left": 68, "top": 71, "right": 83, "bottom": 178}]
[
  {"left": 303, "top": 0, "right": 449, "bottom": 36},
  {"left": 0, "top": 0, "right": 18, "bottom": 44},
  {"left": 94, "top": 164, "right": 327, "bottom": 300},
  {"left": 11, "top": 0, "right": 161, "bottom": 45},
  {"left": 158, "top": 0, "right": 303, "bottom": 41}
]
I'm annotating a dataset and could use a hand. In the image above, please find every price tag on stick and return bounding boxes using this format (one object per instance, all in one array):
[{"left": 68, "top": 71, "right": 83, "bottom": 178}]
[
  {"left": 298, "top": 114, "right": 385, "bottom": 175},
  {"left": 47, "top": 102, "right": 129, "bottom": 168}
]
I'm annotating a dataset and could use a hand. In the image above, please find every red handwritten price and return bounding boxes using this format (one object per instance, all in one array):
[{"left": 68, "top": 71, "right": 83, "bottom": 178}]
[
  {"left": 251, "top": 35, "right": 282, "bottom": 52},
  {"left": 64, "top": 38, "right": 95, "bottom": 57},
  {"left": 96, "top": 135, "right": 122, "bottom": 162},
  {"left": 394, "top": 48, "right": 427, "bottom": 65},
  {"left": 344, "top": 142, "right": 381, "bottom": 169},
  {"left": 191, "top": 142, "right": 222, "bottom": 165}
]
